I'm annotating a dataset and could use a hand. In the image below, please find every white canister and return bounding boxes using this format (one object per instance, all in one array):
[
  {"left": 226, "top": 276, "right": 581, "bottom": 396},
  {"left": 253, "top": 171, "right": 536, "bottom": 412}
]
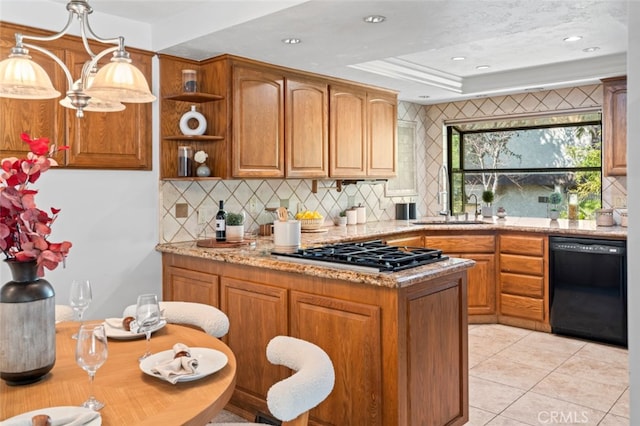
[
  {"left": 356, "top": 206, "right": 366, "bottom": 224},
  {"left": 273, "top": 220, "right": 301, "bottom": 250},
  {"left": 346, "top": 209, "right": 358, "bottom": 225}
]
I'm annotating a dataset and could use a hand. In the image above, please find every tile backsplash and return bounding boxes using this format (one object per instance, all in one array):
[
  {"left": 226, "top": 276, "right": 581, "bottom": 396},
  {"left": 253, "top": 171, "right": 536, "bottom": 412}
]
[{"left": 160, "top": 85, "right": 626, "bottom": 243}]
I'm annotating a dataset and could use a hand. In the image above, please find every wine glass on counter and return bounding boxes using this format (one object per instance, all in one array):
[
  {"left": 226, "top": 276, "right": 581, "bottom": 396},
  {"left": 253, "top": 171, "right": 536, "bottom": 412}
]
[
  {"left": 69, "top": 279, "right": 92, "bottom": 339},
  {"left": 75, "top": 323, "right": 108, "bottom": 410},
  {"left": 135, "top": 293, "right": 161, "bottom": 361}
]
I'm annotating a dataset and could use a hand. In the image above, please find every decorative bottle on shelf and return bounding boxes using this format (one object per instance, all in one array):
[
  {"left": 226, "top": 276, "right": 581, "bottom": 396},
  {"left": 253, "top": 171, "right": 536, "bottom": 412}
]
[{"left": 215, "top": 200, "right": 227, "bottom": 242}]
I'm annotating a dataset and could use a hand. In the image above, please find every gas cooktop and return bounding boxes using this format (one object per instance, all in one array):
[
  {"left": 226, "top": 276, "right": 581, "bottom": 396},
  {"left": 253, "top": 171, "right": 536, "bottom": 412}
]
[{"left": 272, "top": 240, "right": 448, "bottom": 273}]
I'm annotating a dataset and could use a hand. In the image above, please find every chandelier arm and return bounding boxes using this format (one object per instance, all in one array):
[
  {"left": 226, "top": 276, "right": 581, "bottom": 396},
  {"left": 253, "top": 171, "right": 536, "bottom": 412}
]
[
  {"left": 16, "top": 10, "right": 76, "bottom": 45},
  {"left": 80, "top": 9, "right": 122, "bottom": 47},
  {"left": 22, "top": 42, "right": 74, "bottom": 93}
]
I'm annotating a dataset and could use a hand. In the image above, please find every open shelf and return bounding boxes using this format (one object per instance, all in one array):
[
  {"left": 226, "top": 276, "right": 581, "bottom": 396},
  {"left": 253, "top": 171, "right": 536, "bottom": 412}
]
[
  {"left": 164, "top": 92, "right": 224, "bottom": 103},
  {"left": 161, "top": 176, "right": 223, "bottom": 181},
  {"left": 163, "top": 135, "right": 224, "bottom": 141}
]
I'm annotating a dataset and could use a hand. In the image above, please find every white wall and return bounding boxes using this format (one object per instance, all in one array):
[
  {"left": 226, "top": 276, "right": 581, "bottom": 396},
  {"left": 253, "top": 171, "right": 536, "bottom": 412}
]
[
  {"left": 0, "top": 2, "right": 161, "bottom": 319},
  {"left": 626, "top": 1, "right": 638, "bottom": 422}
]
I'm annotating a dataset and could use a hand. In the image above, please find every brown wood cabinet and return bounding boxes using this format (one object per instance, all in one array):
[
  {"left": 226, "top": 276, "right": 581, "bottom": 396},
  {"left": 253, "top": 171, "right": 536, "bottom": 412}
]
[
  {"left": 162, "top": 252, "right": 469, "bottom": 426},
  {"left": 158, "top": 55, "right": 225, "bottom": 179},
  {"left": 329, "top": 84, "right": 397, "bottom": 178},
  {"left": 602, "top": 76, "right": 627, "bottom": 176},
  {"left": 159, "top": 54, "right": 395, "bottom": 180},
  {"left": 499, "top": 233, "right": 549, "bottom": 330},
  {"left": 232, "top": 65, "right": 285, "bottom": 178},
  {"left": 367, "top": 91, "right": 398, "bottom": 177},
  {"left": 425, "top": 234, "right": 497, "bottom": 319},
  {"left": 384, "top": 233, "right": 424, "bottom": 247},
  {"left": 1, "top": 22, "right": 153, "bottom": 170},
  {"left": 161, "top": 254, "right": 221, "bottom": 306},
  {"left": 285, "top": 77, "right": 329, "bottom": 178}
]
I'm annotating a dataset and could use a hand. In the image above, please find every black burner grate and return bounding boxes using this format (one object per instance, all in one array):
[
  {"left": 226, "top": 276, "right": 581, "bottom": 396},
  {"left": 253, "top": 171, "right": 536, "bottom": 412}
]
[{"left": 272, "top": 240, "right": 448, "bottom": 272}]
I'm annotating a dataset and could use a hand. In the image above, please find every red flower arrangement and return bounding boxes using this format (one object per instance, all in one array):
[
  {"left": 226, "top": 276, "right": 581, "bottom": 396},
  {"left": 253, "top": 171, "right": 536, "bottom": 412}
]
[{"left": 0, "top": 133, "right": 72, "bottom": 277}]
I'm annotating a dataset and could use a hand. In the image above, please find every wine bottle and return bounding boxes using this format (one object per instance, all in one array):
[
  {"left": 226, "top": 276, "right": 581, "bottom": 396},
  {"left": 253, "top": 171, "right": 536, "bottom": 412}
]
[{"left": 215, "top": 200, "right": 227, "bottom": 241}]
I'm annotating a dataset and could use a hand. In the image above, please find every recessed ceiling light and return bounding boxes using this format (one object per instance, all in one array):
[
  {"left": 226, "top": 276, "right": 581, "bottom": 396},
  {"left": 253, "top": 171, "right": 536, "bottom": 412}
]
[
  {"left": 563, "top": 35, "right": 583, "bottom": 42},
  {"left": 583, "top": 46, "right": 600, "bottom": 53},
  {"left": 476, "top": 65, "right": 490, "bottom": 70},
  {"left": 363, "top": 15, "right": 386, "bottom": 24},
  {"left": 281, "top": 38, "right": 301, "bottom": 45},
  {"left": 451, "top": 56, "right": 466, "bottom": 61}
]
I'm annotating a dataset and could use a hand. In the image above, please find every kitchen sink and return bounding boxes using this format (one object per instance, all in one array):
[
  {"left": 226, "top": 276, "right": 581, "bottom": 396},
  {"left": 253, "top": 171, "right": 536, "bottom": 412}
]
[{"left": 412, "top": 220, "right": 488, "bottom": 225}]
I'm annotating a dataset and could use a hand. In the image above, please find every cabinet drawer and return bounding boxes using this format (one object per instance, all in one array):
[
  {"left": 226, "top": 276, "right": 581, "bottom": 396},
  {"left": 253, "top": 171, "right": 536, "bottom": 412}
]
[
  {"left": 500, "top": 253, "right": 544, "bottom": 276},
  {"left": 500, "top": 234, "right": 545, "bottom": 256},
  {"left": 426, "top": 235, "right": 495, "bottom": 253},
  {"left": 385, "top": 235, "right": 423, "bottom": 247},
  {"left": 500, "top": 272, "right": 543, "bottom": 298},
  {"left": 500, "top": 293, "right": 544, "bottom": 322}
]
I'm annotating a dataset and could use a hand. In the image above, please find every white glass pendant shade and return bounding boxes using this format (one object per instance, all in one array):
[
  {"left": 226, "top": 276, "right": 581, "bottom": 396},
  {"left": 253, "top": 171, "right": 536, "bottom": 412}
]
[
  {"left": 85, "top": 58, "right": 156, "bottom": 103},
  {"left": 0, "top": 53, "right": 60, "bottom": 99},
  {"left": 59, "top": 95, "right": 125, "bottom": 112}
]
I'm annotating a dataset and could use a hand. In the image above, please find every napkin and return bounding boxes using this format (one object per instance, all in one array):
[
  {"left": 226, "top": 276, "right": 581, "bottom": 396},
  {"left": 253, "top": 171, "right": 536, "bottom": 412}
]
[
  {"left": 104, "top": 317, "right": 126, "bottom": 329},
  {"left": 0, "top": 411, "right": 100, "bottom": 426},
  {"left": 150, "top": 343, "right": 199, "bottom": 384}
]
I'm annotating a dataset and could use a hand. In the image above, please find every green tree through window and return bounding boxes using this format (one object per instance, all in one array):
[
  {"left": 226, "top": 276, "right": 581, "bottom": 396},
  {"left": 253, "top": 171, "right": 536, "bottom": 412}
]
[{"left": 447, "top": 113, "right": 602, "bottom": 219}]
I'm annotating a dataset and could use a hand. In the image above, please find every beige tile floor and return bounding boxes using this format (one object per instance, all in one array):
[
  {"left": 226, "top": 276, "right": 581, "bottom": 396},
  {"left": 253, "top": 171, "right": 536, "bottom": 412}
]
[
  {"left": 466, "top": 324, "right": 629, "bottom": 426},
  {"left": 209, "top": 324, "right": 629, "bottom": 425}
]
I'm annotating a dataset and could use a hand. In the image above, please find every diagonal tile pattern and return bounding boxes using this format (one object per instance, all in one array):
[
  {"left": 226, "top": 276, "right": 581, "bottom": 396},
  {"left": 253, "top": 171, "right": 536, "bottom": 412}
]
[{"left": 161, "top": 83, "right": 626, "bottom": 244}]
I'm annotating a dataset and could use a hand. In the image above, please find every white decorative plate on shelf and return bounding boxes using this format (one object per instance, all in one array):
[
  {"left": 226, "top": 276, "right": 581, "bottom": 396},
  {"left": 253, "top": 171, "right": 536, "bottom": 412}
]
[
  {"left": 139, "top": 347, "right": 228, "bottom": 383},
  {"left": 1, "top": 406, "right": 101, "bottom": 425},
  {"left": 103, "top": 318, "right": 167, "bottom": 340}
]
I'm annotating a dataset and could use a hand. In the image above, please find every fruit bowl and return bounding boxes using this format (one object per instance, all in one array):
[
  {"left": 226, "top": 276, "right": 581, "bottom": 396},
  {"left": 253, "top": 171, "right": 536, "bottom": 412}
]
[{"left": 300, "top": 218, "right": 324, "bottom": 230}]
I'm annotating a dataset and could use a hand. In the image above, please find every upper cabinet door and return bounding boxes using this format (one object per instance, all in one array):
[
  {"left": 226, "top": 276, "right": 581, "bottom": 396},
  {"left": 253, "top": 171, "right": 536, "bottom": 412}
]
[
  {"left": 232, "top": 65, "right": 285, "bottom": 178},
  {"left": 329, "top": 85, "right": 367, "bottom": 178},
  {"left": 367, "top": 91, "right": 397, "bottom": 178},
  {"left": 65, "top": 46, "right": 153, "bottom": 169},
  {"left": 602, "top": 76, "right": 627, "bottom": 176},
  {"left": 285, "top": 77, "right": 328, "bottom": 178},
  {"left": 0, "top": 24, "right": 65, "bottom": 159}
]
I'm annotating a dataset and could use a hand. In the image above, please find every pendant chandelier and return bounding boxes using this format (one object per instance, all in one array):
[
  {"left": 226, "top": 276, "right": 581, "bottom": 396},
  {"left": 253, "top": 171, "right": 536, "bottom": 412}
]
[{"left": 0, "top": 0, "right": 156, "bottom": 117}]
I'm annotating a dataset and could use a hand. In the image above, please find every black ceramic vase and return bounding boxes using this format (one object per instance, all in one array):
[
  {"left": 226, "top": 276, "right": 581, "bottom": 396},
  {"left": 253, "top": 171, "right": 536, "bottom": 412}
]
[{"left": 0, "top": 260, "right": 56, "bottom": 385}]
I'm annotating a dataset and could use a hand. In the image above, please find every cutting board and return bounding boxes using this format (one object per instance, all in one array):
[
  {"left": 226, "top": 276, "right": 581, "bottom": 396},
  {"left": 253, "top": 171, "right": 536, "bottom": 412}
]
[
  {"left": 196, "top": 239, "right": 253, "bottom": 248},
  {"left": 301, "top": 228, "right": 328, "bottom": 234}
]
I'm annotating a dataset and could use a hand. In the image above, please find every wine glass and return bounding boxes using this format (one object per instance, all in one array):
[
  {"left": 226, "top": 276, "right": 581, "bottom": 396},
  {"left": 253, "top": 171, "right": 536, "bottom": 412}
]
[
  {"left": 135, "top": 294, "right": 161, "bottom": 361},
  {"left": 75, "top": 323, "right": 108, "bottom": 411},
  {"left": 70, "top": 279, "right": 92, "bottom": 339}
]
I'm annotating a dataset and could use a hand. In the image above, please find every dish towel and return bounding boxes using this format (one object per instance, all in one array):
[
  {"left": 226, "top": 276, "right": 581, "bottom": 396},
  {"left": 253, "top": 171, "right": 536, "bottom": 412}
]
[
  {"left": 0, "top": 411, "right": 100, "bottom": 426},
  {"left": 150, "top": 343, "right": 199, "bottom": 384}
]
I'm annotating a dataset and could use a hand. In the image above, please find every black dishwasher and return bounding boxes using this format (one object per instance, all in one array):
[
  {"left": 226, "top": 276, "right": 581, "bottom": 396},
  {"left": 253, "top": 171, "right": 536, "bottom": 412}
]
[{"left": 549, "top": 236, "right": 627, "bottom": 347}]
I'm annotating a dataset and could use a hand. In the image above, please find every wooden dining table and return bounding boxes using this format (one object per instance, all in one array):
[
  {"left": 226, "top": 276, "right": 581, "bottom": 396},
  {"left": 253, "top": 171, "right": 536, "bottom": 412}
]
[{"left": 0, "top": 321, "right": 237, "bottom": 425}]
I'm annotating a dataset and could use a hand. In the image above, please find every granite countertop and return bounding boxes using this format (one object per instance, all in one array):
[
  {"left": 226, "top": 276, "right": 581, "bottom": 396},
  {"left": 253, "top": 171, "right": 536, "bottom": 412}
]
[
  {"left": 156, "top": 217, "right": 626, "bottom": 288},
  {"left": 156, "top": 237, "right": 475, "bottom": 289}
]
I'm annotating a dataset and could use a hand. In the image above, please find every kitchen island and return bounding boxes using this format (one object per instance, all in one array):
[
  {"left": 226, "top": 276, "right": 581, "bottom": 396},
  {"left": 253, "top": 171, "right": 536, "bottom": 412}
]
[
  {"left": 156, "top": 217, "right": 626, "bottom": 425},
  {"left": 157, "top": 237, "right": 473, "bottom": 426}
]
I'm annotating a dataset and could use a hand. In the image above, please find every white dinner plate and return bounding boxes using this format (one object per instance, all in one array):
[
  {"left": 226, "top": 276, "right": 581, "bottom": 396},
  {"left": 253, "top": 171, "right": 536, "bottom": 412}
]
[
  {"left": 0, "top": 406, "right": 101, "bottom": 426},
  {"left": 139, "top": 347, "right": 228, "bottom": 383},
  {"left": 103, "top": 318, "right": 167, "bottom": 340}
]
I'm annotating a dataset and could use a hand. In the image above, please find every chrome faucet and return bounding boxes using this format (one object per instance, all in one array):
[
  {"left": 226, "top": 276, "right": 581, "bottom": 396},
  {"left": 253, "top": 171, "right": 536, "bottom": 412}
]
[
  {"left": 437, "top": 164, "right": 449, "bottom": 217},
  {"left": 467, "top": 193, "right": 479, "bottom": 217}
]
